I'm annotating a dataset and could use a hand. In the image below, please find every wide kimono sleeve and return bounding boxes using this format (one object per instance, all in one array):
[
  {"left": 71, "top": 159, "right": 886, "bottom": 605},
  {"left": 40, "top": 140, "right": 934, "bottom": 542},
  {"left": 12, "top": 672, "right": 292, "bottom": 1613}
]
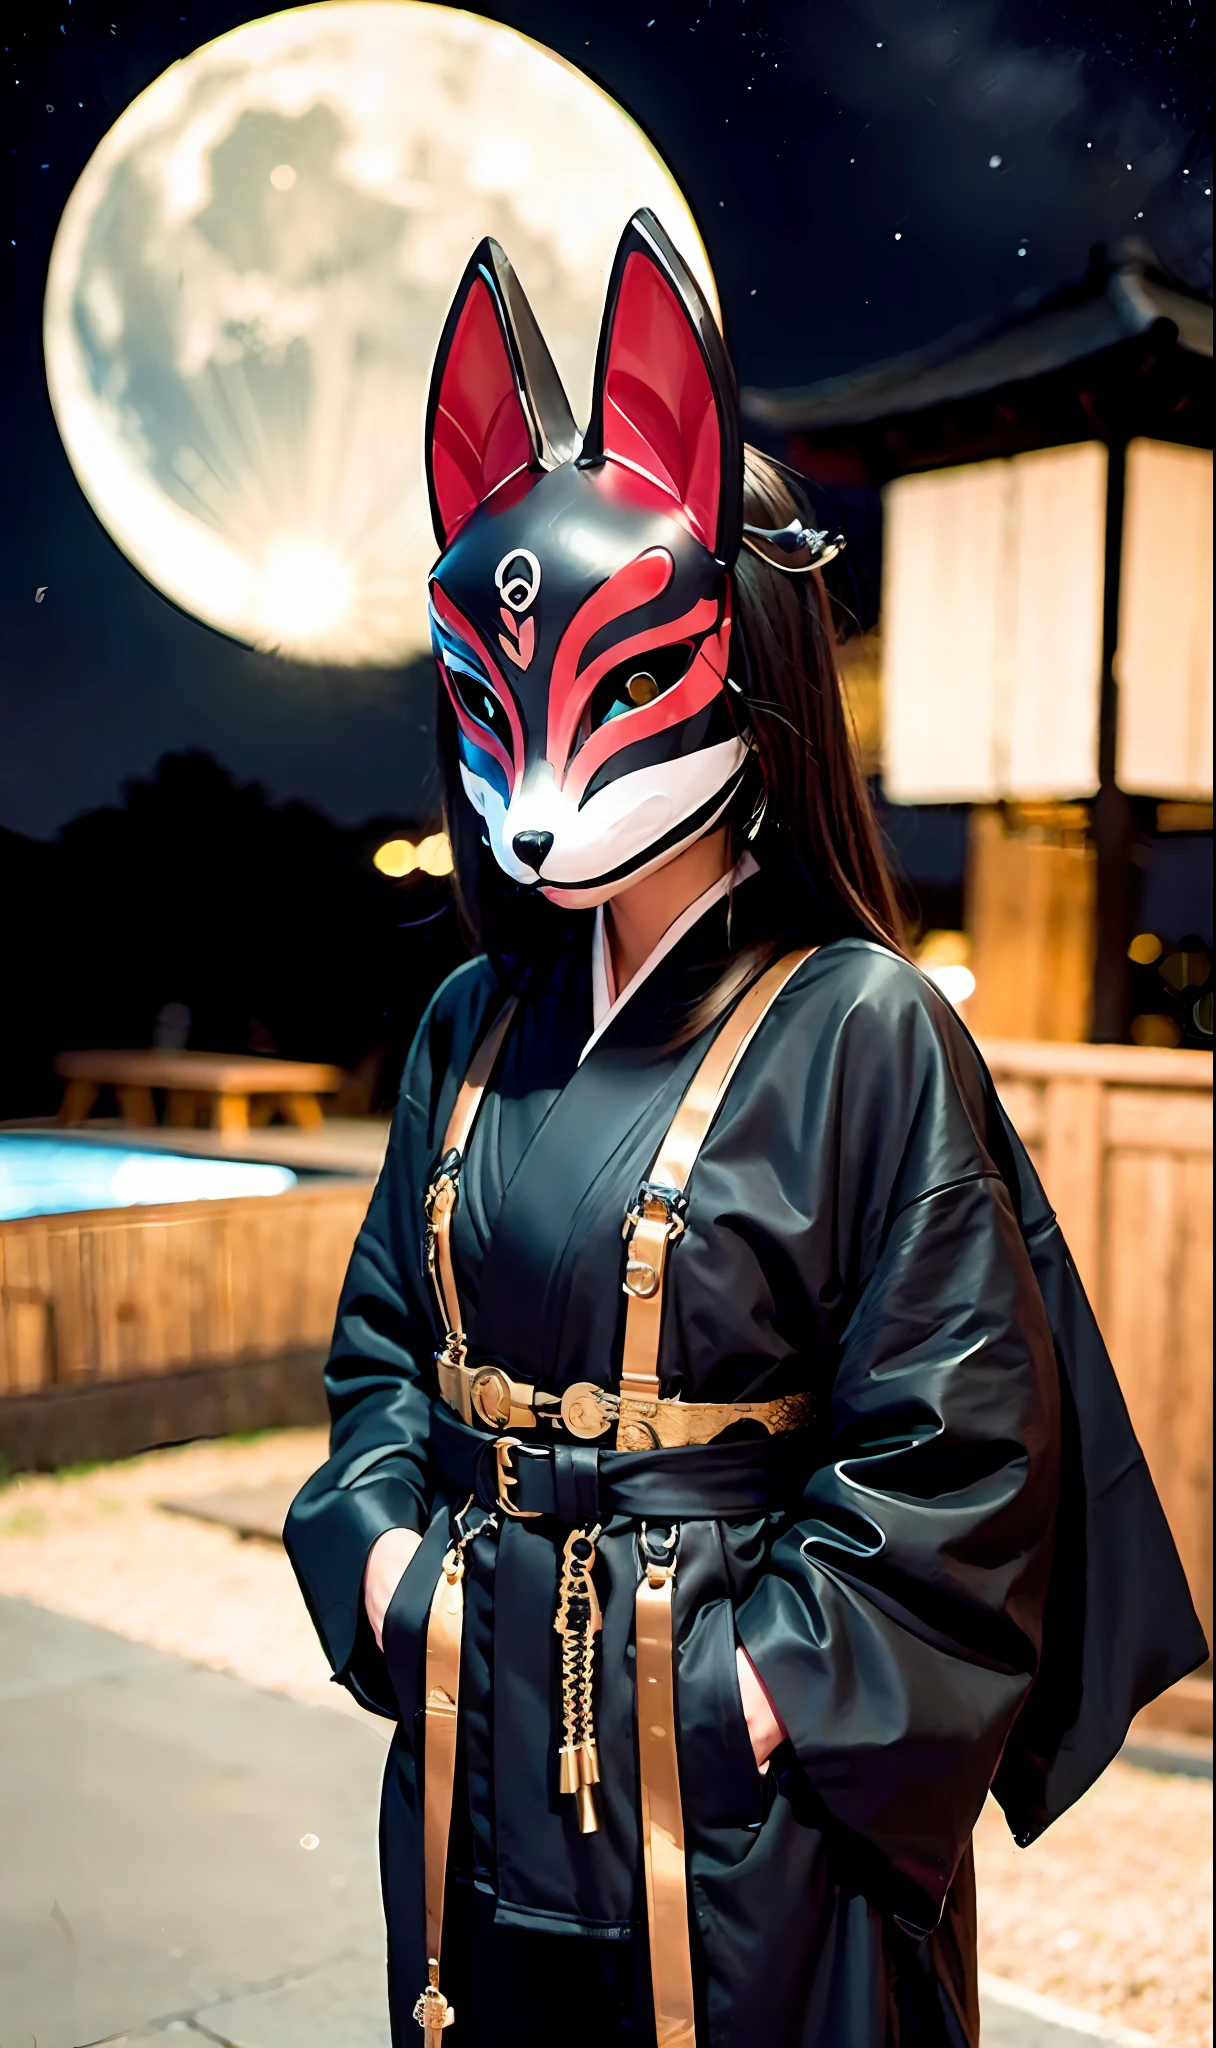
[
  {"left": 283, "top": 958, "right": 497, "bottom": 1716},
  {"left": 734, "top": 957, "right": 1061, "bottom": 1931}
]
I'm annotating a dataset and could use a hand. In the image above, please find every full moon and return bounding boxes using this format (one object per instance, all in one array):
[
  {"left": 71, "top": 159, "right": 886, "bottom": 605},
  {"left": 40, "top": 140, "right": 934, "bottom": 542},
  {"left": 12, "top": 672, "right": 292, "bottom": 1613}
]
[{"left": 44, "top": 3, "right": 716, "bottom": 665}]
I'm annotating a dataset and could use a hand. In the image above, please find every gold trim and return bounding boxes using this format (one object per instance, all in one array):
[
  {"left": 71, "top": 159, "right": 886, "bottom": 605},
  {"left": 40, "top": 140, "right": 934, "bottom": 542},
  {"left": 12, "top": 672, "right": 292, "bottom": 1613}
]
[
  {"left": 635, "top": 1545, "right": 697, "bottom": 2047},
  {"left": 413, "top": 1550, "right": 465, "bottom": 2038}
]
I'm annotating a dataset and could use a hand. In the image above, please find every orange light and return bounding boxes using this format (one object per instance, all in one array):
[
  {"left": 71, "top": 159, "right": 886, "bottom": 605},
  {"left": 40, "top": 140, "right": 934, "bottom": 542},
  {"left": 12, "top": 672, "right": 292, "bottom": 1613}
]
[
  {"left": 914, "top": 930, "right": 976, "bottom": 1007},
  {"left": 1130, "top": 1014, "right": 1183, "bottom": 1048},
  {"left": 373, "top": 833, "right": 453, "bottom": 879},
  {"left": 415, "top": 832, "right": 454, "bottom": 877},
  {"left": 1127, "top": 932, "right": 1163, "bottom": 966},
  {"left": 373, "top": 838, "right": 418, "bottom": 878}
]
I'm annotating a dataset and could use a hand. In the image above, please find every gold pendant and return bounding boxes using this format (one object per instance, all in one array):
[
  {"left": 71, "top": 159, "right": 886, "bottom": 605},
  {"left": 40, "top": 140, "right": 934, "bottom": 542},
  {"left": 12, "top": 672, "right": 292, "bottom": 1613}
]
[
  {"left": 413, "top": 1959, "right": 455, "bottom": 2038},
  {"left": 553, "top": 1526, "right": 603, "bottom": 1834}
]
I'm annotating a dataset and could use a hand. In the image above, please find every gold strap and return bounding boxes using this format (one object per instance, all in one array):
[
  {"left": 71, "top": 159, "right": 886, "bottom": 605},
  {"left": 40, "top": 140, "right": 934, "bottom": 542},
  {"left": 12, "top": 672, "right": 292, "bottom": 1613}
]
[
  {"left": 435, "top": 1354, "right": 559, "bottom": 1433},
  {"left": 618, "top": 948, "right": 814, "bottom": 1449},
  {"left": 437, "top": 1353, "right": 812, "bottom": 1445},
  {"left": 636, "top": 1554, "right": 697, "bottom": 2048},
  {"left": 425, "top": 998, "right": 517, "bottom": 1359},
  {"left": 626, "top": 946, "right": 814, "bottom": 2048},
  {"left": 412, "top": 1549, "right": 466, "bottom": 2040}
]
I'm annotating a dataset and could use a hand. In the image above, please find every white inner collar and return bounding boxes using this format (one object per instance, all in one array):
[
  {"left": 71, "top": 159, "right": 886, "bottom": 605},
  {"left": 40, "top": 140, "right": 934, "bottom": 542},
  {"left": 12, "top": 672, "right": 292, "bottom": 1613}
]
[{"left": 580, "top": 851, "right": 759, "bottom": 1065}]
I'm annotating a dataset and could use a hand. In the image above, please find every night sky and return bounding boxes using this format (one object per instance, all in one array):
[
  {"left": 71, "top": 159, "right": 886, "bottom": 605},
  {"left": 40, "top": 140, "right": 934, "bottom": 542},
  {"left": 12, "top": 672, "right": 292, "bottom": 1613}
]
[{"left": 2, "top": 0, "right": 1211, "bottom": 841}]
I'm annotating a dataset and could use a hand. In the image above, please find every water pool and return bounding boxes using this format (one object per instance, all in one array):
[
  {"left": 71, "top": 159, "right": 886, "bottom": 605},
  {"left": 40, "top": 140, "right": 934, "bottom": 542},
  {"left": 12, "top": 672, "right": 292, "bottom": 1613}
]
[{"left": 0, "top": 1134, "right": 298, "bottom": 1221}]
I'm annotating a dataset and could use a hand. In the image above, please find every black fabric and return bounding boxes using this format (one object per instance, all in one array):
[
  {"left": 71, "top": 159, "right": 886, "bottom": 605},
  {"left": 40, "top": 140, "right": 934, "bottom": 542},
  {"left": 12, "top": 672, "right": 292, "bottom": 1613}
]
[
  {"left": 551, "top": 1442, "right": 602, "bottom": 1526},
  {"left": 286, "top": 877, "right": 1205, "bottom": 2048},
  {"left": 438, "top": 1883, "right": 658, "bottom": 2048},
  {"left": 432, "top": 1401, "right": 813, "bottom": 1521}
]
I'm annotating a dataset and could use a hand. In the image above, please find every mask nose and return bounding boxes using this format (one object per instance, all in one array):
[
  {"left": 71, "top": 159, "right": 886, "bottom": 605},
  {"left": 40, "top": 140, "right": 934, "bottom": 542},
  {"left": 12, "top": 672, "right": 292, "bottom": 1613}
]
[{"left": 512, "top": 829, "right": 554, "bottom": 873}]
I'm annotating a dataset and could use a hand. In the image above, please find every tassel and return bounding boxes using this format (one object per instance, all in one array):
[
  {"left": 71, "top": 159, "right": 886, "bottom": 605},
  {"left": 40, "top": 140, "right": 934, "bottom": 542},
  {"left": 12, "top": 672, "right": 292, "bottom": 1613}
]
[{"left": 553, "top": 1526, "right": 603, "bottom": 1835}]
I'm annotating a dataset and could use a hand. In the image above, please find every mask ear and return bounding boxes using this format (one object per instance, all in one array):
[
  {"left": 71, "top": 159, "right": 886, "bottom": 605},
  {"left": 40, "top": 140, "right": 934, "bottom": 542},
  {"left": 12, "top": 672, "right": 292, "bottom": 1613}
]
[
  {"left": 426, "top": 238, "right": 578, "bottom": 548},
  {"left": 579, "top": 210, "right": 741, "bottom": 565}
]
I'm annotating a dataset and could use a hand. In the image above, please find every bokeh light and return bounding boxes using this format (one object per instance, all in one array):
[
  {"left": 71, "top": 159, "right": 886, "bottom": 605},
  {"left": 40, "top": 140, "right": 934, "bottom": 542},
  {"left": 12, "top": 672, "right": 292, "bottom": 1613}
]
[
  {"left": 43, "top": 3, "right": 714, "bottom": 666},
  {"left": 1130, "top": 1015, "right": 1184, "bottom": 1048},
  {"left": 1127, "top": 932, "right": 1164, "bottom": 966},
  {"left": 915, "top": 930, "right": 976, "bottom": 1008},
  {"left": 373, "top": 831, "right": 452, "bottom": 878}
]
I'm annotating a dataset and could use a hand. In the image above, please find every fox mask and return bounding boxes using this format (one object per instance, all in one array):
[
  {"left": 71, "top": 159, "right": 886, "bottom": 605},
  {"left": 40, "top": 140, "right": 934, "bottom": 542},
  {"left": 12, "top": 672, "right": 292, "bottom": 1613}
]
[{"left": 426, "top": 210, "right": 748, "bottom": 909}]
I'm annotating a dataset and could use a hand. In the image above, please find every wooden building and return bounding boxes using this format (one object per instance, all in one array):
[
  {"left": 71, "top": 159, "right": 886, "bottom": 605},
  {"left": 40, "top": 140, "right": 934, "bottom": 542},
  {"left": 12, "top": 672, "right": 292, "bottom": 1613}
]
[
  {"left": 745, "top": 241, "right": 1213, "bottom": 1703},
  {"left": 744, "top": 238, "right": 1212, "bottom": 1045}
]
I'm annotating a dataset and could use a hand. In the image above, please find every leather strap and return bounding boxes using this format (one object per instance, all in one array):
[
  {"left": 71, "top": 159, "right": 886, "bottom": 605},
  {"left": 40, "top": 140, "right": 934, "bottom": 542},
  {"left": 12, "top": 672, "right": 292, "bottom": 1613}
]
[
  {"left": 413, "top": 1550, "right": 466, "bottom": 2040},
  {"left": 426, "top": 998, "right": 517, "bottom": 1358},
  {"left": 435, "top": 1353, "right": 559, "bottom": 1433},
  {"left": 618, "top": 948, "right": 814, "bottom": 1448},
  {"left": 636, "top": 1555, "right": 697, "bottom": 2048},
  {"left": 437, "top": 1350, "right": 812, "bottom": 1445},
  {"left": 625, "top": 946, "right": 813, "bottom": 2048}
]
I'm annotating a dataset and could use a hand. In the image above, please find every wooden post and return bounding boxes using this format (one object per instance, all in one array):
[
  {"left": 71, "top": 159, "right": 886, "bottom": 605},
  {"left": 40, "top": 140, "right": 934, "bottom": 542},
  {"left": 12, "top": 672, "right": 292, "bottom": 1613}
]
[
  {"left": 215, "top": 1094, "right": 250, "bottom": 1135},
  {"left": 1041, "top": 1076, "right": 1103, "bottom": 1297},
  {"left": 57, "top": 1079, "right": 99, "bottom": 1126},
  {"left": 116, "top": 1085, "right": 157, "bottom": 1128},
  {"left": 965, "top": 807, "right": 1095, "bottom": 1041},
  {"left": 1091, "top": 439, "right": 1134, "bottom": 1043}
]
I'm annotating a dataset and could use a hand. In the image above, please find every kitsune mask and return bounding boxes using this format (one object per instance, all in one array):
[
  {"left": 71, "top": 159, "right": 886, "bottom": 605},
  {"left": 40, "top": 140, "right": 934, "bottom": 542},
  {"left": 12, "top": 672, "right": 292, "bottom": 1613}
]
[{"left": 426, "top": 211, "right": 748, "bottom": 909}]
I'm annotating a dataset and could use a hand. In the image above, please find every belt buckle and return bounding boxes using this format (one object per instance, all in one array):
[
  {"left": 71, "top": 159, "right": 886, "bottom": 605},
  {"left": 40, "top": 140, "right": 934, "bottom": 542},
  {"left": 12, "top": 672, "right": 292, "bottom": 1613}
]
[
  {"left": 621, "top": 1180, "right": 686, "bottom": 1300},
  {"left": 560, "top": 1383, "right": 617, "bottom": 1440},
  {"left": 470, "top": 1364, "right": 514, "bottom": 1430},
  {"left": 493, "top": 1436, "right": 542, "bottom": 1519}
]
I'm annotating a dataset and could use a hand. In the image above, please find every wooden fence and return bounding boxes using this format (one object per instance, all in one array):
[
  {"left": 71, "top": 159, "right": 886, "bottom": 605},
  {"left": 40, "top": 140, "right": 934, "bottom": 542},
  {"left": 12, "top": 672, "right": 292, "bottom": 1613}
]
[
  {"left": 982, "top": 1038, "right": 1213, "bottom": 1675},
  {"left": 0, "top": 1178, "right": 373, "bottom": 1395},
  {"left": 2, "top": 1049, "right": 1211, "bottom": 1692}
]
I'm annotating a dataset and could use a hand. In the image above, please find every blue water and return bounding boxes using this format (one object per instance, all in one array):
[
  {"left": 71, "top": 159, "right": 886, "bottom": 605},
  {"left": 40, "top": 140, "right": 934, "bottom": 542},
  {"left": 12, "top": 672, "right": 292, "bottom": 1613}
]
[{"left": 0, "top": 1135, "right": 298, "bottom": 1221}]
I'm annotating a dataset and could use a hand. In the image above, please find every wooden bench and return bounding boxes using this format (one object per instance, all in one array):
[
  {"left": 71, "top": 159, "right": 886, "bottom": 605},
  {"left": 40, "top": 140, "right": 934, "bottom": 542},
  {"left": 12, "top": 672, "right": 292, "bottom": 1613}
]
[{"left": 54, "top": 1050, "right": 344, "bottom": 1136}]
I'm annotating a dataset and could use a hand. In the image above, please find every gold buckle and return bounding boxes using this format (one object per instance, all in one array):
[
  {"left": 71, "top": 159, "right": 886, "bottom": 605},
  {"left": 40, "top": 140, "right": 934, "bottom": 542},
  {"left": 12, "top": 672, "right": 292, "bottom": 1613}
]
[
  {"left": 620, "top": 1186, "right": 687, "bottom": 1244},
  {"left": 470, "top": 1365, "right": 515, "bottom": 1430},
  {"left": 623, "top": 1257, "right": 660, "bottom": 1298},
  {"left": 621, "top": 1183, "right": 685, "bottom": 1299},
  {"left": 560, "top": 1382, "right": 617, "bottom": 1439},
  {"left": 493, "top": 1437, "right": 541, "bottom": 1519}
]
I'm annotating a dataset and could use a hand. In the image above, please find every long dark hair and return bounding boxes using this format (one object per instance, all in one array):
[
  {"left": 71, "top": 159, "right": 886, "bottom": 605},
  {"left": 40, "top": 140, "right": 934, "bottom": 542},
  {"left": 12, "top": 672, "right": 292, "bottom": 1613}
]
[
  {"left": 437, "top": 446, "right": 905, "bottom": 998},
  {"left": 731, "top": 448, "right": 905, "bottom": 948}
]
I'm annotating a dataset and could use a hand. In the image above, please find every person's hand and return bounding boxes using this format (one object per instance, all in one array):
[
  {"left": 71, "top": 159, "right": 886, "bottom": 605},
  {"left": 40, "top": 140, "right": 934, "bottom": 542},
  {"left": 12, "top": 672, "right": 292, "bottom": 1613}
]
[
  {"left": 363, "top": 1526, "right": 423, "bottom": 1650},
  {"left": 736, "top": 1645, "right": 787, "bottom": 1773}
]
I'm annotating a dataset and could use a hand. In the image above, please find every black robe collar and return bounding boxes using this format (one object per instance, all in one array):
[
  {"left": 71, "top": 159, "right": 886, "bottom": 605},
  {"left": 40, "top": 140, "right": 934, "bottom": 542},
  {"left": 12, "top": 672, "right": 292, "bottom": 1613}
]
[{"left": 457, "top": 871, "right": 775, "bottom": 1388}]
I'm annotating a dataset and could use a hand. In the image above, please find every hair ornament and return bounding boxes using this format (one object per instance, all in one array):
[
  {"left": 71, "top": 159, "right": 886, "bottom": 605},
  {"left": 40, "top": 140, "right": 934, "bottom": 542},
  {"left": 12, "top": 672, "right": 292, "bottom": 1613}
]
[{"left": 740, "top": 519, "right": 846, "bottom": 574}]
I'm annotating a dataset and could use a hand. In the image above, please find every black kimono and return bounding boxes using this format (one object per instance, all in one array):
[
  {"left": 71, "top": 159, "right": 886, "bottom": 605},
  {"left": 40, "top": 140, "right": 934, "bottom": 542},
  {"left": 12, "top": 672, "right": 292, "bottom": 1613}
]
[{"left": 286, "top": 882, "right": 1205, "bottom": 2048}]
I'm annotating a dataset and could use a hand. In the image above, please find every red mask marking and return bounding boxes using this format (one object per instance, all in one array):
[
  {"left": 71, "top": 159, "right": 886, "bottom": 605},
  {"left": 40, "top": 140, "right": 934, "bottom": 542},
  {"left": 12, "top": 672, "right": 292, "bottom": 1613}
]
[
  {"left": 430, "top": 581, "right": 525, "bottom": 792},
  {"left": 546, "top": 548, "right": 673, "bottom": 773},
  {"left": 498, "top": 611, "right": 535, "bottom": 672},
  {"left": 598, "top": 251, "right": 721, "bottom": 552},
  {"left": 429, "top": 279, "right": 533, "bottom": 544},
  {"left": 562, "top": 606, "right": 732, "bottom": 806}
]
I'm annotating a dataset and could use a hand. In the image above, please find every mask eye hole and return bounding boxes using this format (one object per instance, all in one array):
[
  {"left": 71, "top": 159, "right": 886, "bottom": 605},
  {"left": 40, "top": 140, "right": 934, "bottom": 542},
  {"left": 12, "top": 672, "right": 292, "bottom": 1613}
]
[
  {"left": 584, "top": 641, "right": 694, "bottom": 737},
  {"left": 445, "top": 665, "right": 514, "bottom": 755}
]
